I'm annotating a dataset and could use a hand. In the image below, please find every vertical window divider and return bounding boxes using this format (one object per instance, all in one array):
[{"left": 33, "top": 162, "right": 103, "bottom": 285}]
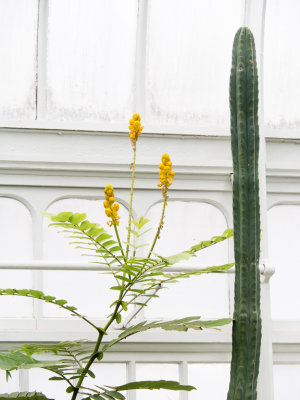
[
  {"left": 36, "top": 0, "right": 48, "bottom": 120},
  {"left": 134, "top": 0, "right": 148, "bottom": 119},
  {"left": 127, "top": 361, "right": 136, "bottom": 400},
  {"left": 32, "top": 208, "right": 44, "bottom": 328},
  {"left": 19, "top": 369, "right": 29, "bottom": 392},
  {"left": 179, "top": 361, "right": 189, "bottom": 400}
]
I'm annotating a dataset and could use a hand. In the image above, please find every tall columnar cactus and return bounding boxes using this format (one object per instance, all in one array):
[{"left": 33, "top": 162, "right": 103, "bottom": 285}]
[{"left": 227, "top": 27, "right": 261, "bottom": 400}]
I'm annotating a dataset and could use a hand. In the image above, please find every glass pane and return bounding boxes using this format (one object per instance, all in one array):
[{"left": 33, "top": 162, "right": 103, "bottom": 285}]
[
  {"left": 0, "top": 0, "right": 37, "bottom": 120},
  {"left": 274, "top": 365, "right": 300, "bottom": 400},
  {"left": 268, "top": 205, "right": 300, "bottom": 319},
  {"left": 0, "top": 370, "right": 19, "bottom": 392},
  {"left": 29, "top": 369, "right": 67, "bottom": 399},
  {"left": 0, "top": 198, "right": 33, "bottom": 317},
  {"left": 84, "top": 363, "right": 126, "bottom": 389},
  {"left": 146, "top": 0, "right": 243, "bottom": 128},
  {"left": 43, "top": 198, "right": 129, "bottom": 318},
  {"left": 143, "top": 201, "right": 230, "bottom": 319},
  {"left": 136, "top": 363, "right": 179, "bottom": 400},
  {"left": 42, "top": 270, "right": 117, "bottom": 319},
  {"left": 46, "top": 0, "right": 137, "bottom": 122},
  {"left": 188, "top": 363, "right": 230, "bottom": 399},
  {"left": 264, "top": 0, "right": 300, "bottom": 128}
]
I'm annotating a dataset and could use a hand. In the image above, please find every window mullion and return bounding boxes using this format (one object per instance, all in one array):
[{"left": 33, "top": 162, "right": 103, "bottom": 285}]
[
  {"left": 134, "top": 0, "right": 148, "bottom": 119},
  {"left": 36, "top": 0, "right": 48, "bottom": 120}
]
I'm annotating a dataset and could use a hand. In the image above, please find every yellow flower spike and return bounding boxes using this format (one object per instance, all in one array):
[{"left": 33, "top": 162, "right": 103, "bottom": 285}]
[
  {"left": 103, "top": 184, "right": 120, "bottom": 226},
  {"left": 158, "top": 153, "right": 175, "bottom": 200},
  {"left": 128, "top": 113, "right": 144, "bottom": 146}
]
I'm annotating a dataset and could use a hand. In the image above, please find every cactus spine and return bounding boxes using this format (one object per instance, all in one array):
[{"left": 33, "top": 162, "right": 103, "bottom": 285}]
[{"left": 227, "top": 27, "right": 261, "bottom": 400}]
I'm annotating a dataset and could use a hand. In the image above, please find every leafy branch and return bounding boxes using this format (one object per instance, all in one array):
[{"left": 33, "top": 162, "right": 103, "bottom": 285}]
[{"left": 0, "top": 289, "right": 99, "bottom": 331}]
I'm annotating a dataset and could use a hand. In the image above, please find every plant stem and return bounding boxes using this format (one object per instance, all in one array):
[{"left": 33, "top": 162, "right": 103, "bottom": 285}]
[
  {"left": 126, "top": 144, "right": 137, "bottom": 259},
  {"left": 71, "top": 331, "right": 104, "bottom": 400},
  {"left": 113, "top": 223, "right": 125, "bottom": 260},
  {"left": 71, "top": 298, "right": 123, "bottom": 400},
  {"left": 147, "top": 197, "right": 167, "bottom": 259}
]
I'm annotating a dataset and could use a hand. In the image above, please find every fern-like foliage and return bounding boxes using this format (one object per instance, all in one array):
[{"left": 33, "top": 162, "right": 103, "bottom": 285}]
[
  {"left": 0, "top": 213, "right": 233, "bottom": 399},
  {"left": 46, "top": 211, "right": 234, "bottom": 313}
]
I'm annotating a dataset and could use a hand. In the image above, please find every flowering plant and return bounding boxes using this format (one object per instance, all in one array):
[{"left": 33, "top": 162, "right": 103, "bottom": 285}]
[{"left": 0, "top": 114, "right": 233, "bottom": 400}]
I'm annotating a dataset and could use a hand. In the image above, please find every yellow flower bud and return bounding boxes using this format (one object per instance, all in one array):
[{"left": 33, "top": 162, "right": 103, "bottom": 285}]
[
  {"left": 105, "top": 208, "right": 112, "bottom": 217},
  {"left": 162, "top": 153, "right": 170, "bottom": 162},
  {"left": 104, "top": 184, "right": 113, "bottom": 192},
  {"left": 103, "top": 200, "right": 109, "bottom": 208},
  {"left": 132, "top": 113, "right": 140, "bottom": 121}
]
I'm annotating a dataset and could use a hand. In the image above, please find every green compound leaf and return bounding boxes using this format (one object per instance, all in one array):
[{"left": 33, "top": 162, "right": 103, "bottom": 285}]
[
  {"left": 16, "top": 340, "right": 91, "bottom": 357},
  {"left": 102, "top": 317, "right": 232, "bottom": 351},
  {"left": 0, "top": 289, "right": 76, "bottom": 310},
  {"left": 190, "top": 229, "right": 234, "bottom": 252},
  {"left": 164, "top": 251, "right": 195, "bottom": 265},
  {"left": 0, "top": 352, "right": 57, "bottom": 372},
  {"left": 0, "top": 393, "right": 53, "bottom": 400},
  {"left": 69, "top": 213, "right": 87, "bottom": 225},
  {"left": 161, "top": 229, "right": 234, "bottom": 266},
  {"left": 50, "top": 212, "right": 74, "bottom": 222},
  {"left": 113, "top": 380, "right": 196, "bottom": 392}
]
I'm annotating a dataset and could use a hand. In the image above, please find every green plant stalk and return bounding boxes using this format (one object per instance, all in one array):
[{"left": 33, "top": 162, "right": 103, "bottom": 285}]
[
  {"left": 126, "top": 144, "right": 137, "bottom": 259},
  {"left": 71, "top": 299, "right": 122, "bottom": 400},
  {"left": 147, "top": 197, "right": 167, "bottom": 259},
  {"left": 227, "top": 27, "right": 261, "bottom": 400},
  {"left": 113, "top": 222, "right": 125, "bottom": 260}
]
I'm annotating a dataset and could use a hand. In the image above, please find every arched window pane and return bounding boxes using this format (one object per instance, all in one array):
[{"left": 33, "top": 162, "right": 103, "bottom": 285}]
[
  {"left": 268, "top": 205, "right": 300, "bottom": 319},
  {"left": 0, "top": 198, "right": 32, "bottom": 317},
  {"left": 43, "top": 198, "right": 129, "bottom": 319},
  {"left": 146, "top": 0, "right": 243, "bottom": 128},
  {"left": 0, "top": 0, "right": 37, "bottom": 120},
  {"left": 143, "top": 201, "right": 230, "bottom": 319},
  {"left": 264, "top": 0, "right": 300, "bottom": 128},
  {"left": 46, "top": 0, "right": 137, "bottom": 122}
]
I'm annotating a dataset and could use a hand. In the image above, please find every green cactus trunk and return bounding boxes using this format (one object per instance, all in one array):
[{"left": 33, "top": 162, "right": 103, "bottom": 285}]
[{"left": 227, "top": 27, "right": 261, "bottom": 400}]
